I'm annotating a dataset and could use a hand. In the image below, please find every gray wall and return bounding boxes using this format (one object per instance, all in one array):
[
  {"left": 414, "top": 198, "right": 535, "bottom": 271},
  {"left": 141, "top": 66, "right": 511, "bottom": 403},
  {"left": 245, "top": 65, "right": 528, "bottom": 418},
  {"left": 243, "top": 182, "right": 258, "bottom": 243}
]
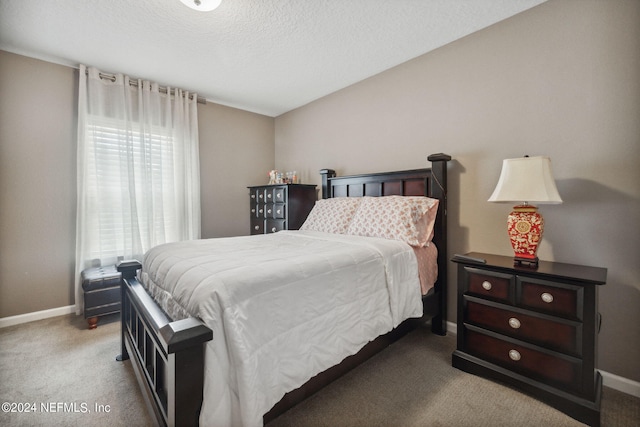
[
  {"left": 0, "top": 52, "right": 77, "bottom": 315},
  {"left": 274, "top": 0, "right": 640, "bottom": 382},
  {"left": 199, "top": 102, "right": 275, "bottom": 238},
  {"left": 0, "top": 50, "right": 274, "bottom": 317}
]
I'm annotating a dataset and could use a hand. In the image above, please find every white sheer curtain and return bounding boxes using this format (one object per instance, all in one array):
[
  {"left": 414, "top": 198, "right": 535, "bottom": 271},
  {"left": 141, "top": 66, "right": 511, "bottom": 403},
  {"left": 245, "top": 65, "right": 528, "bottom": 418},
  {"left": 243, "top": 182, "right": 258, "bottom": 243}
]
[{"left": 75, "top": 65, "right": 201, "bottom": 313}]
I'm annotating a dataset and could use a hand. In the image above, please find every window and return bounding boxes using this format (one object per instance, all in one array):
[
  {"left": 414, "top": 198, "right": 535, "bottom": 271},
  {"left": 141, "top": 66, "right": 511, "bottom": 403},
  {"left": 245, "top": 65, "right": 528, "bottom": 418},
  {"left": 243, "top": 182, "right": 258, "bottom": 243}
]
[
  {"left": 75, "top": 65, "right": 200, "bottom": 313},
  {"left": 83, "top": 118, "right": 180, "bottom": 262}
]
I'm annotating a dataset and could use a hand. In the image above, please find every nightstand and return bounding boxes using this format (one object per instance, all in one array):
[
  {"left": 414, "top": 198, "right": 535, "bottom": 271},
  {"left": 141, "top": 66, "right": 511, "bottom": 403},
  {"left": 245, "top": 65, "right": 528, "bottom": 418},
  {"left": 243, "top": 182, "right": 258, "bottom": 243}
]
[{"left": 452, "top": 252, "right": 607, "bottom": 426}]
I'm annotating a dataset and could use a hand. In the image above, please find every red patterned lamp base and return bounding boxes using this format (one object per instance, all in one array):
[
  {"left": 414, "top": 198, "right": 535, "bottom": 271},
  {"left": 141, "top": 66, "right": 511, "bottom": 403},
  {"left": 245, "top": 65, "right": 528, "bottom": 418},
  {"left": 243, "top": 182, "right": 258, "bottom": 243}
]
[{"left": 507, "top": 204, "right": 543, "bottom": 268}]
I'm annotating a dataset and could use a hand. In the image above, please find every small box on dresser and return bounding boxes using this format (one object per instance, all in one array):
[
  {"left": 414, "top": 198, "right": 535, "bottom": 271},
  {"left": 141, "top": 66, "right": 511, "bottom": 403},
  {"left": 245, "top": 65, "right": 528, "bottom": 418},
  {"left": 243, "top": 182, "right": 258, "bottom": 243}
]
[
  {"left": 248, "top": 184, "right": 317, "bottom": 235},
  {"left": 452, "top": 252, "right": 607, "bottom": 427}
]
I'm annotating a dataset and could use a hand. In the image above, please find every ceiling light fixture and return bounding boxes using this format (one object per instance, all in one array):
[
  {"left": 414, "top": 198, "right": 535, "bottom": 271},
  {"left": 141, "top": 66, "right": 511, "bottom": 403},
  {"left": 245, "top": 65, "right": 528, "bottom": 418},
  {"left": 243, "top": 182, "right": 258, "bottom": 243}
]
[{"left": 179, "top": 0, "right": 222, "bottom": 12}]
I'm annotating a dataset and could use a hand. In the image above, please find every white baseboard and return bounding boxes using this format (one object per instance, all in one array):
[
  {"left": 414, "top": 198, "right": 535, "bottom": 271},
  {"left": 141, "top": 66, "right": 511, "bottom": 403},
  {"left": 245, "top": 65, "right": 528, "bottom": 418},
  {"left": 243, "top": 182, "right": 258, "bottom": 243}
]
[
  {"left": 600, "top": 370, "right": 640, "bottom": 398},
  {"left": 0, "top": 305, "right": 76, "bottom": 329},
  {"left": 445, "top": 320, "right": 640, "bottom": 398},
  {"left": 447, "top": 320, "right": 457, "bottom": 335}
]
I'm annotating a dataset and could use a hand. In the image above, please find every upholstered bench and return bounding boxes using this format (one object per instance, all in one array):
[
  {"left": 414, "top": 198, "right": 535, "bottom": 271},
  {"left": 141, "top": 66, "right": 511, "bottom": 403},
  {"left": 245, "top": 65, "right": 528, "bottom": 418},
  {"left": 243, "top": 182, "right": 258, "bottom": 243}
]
[{"left": 81, "top": 265, "right": 121, "bottom": 329}]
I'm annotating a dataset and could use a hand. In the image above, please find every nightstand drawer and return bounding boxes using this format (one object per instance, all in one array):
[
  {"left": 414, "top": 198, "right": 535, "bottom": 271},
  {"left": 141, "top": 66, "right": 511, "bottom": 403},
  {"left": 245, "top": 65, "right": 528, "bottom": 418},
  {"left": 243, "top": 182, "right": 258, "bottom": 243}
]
[
  {"left": 465, "top": 328, "right": 581, "bottom": 392},
  {"left": 518, "top": 277, "right": 583, "bottom": 320},
  {"left": 466, "top": 299, "right": 581, "bottom": 356},
  {"left": 466, "top": 266, "right": 514, "bottom": 304}
]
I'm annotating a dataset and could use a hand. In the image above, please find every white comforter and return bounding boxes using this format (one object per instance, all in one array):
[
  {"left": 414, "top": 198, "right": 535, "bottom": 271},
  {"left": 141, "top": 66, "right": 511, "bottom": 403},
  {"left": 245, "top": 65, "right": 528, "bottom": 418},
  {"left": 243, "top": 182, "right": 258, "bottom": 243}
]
[{"left": 141, "top": 230, "right": 423, "bottom": 427}]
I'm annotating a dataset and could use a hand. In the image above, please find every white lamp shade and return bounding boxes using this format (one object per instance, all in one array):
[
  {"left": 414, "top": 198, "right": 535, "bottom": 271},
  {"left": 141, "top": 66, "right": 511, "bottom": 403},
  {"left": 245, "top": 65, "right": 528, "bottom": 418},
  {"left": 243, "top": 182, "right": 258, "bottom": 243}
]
[
  {"left": 488, "top": 156, "right": 563, "bottom": 204},
  {"left": 179, "top": 0, "right": 222, "bottom": 12}
]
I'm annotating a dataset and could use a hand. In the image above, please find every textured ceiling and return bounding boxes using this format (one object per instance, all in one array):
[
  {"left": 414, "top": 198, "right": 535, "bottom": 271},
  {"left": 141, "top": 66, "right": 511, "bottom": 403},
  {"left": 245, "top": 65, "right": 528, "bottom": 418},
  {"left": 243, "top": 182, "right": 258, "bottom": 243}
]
[{"left": 0, "top": 0, "right": 546, "bottom": 117}]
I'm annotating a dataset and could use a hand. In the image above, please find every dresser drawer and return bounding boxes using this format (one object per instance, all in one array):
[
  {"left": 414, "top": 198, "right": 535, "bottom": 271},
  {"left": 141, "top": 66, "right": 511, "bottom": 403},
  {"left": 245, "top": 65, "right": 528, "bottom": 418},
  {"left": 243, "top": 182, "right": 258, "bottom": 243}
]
[
  {"left": 265, "top": 219, "right": 286, "bottom": 233},
  {"left": 466, "top": 299, "right": 581, "bottom": 356},
  {"left": 264, "top": 203, "right": 286, "bottom": 219},
  {"left": 250, "top": 218, "right": 264, "bottom": 235},
  {"left": 465, "top": 328, "right": 581, "bottom": 392},
  {"left": 518, "top": 277, "right": 584, "bottom": 320},
  {"left": 465, "top": 266, "right": 514, "bottom": 304},
  {"left": 250, "top": 188, "right": 266, "bottom": 203},
  {"left": 265, "top": 186, "right": 286, "bottom": 203},
  {"left": 250, "top": 204, "right": 262, "bottom": 218}
]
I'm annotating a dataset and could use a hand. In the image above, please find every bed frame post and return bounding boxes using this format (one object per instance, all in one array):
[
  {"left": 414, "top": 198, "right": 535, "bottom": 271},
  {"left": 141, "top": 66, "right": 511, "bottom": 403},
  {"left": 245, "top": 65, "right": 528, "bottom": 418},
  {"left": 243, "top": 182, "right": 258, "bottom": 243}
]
[
  {"left": 116, "top": 260, "right": 141, "bottom": 362},
  {"left": 320, "top": 169, "right": 336, "bottom": 199},
  {"left": 427, "top": 153, "right": 451, "bottom": 336}
]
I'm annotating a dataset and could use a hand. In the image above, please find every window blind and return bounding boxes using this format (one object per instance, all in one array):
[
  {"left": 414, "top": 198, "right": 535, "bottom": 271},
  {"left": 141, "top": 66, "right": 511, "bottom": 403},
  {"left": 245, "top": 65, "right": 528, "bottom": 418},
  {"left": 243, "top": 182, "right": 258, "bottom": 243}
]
[{"left": 84, "top": 117, "right": 179, "bottom": 261}]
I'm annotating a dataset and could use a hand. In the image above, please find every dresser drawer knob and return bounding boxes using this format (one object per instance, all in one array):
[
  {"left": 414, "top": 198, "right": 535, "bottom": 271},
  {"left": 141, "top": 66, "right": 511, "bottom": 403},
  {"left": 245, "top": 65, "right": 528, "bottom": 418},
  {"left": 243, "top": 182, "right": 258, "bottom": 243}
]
[
  {"left": 267, "top": 209, "right": 272, "bottom": 214},
  {"left": 541, "top": 292, "right": 554, "bottom": 303},
  {"left": 267, "top": 194, "right": 272, "bottom": 199},
  {"left": 508, "top": 317, "right": 521, "bottom": 329},
  {"left": 271, "top": 227, "right": 277, "bottom": 232},
  {"left": 508, "top": 349, "right": 521, "bottom": 361},
  {"left": 482, "top": 281, "right": 492, "bottom": 291},
  {"left": 254, "top": 225, "right": 260, "bottom": 230},
  {"left": 276, "top": 209, "right": 282, "bottom": 215},
  {"left": 251, "top": 208, "right": 255, "bottom": 213}
]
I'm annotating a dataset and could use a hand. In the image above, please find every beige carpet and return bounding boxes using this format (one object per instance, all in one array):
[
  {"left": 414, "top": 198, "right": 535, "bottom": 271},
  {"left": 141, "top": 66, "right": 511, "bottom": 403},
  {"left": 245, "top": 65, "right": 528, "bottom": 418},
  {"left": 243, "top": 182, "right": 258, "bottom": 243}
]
[
  {"left": 0, "top": 314, "right": 152, "bottom": 427},
  {"left": 0, "top": 314, "right": 638, "bottom": 426}
]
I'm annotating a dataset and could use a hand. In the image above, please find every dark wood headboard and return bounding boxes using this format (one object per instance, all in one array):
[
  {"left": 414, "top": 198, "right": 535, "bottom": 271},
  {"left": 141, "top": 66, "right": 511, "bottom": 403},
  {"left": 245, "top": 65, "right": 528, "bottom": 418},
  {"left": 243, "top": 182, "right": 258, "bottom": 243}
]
[{"left": 318, "top": 153, "right": 451, "bottom": 334}]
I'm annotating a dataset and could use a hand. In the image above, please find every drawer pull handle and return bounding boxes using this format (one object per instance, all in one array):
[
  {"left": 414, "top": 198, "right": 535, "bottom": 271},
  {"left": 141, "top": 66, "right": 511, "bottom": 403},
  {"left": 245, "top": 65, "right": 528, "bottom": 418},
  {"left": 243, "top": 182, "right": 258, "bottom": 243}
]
[
  {"left": 254, "top": 225, "right": 260, "bottom": 231},
  {"left": 259, "top": 209, "right": 263, "bottom": 214},
  {"left": 508, "top": 349, "right": 521, "bottom": 361},
  {"left": 267, "top": 209, "right": 272, "bottom": 214},
  {"left": 251, "top": 208, "right": 255, "bottom": 213},
  {"left": 251, "top": 194, "right": 255, "bottom": 199},
  {"left": 482, "top": 281, "right": 492, "bottom": 291},
  {"left": 276, "top": 209, "right": 282, "bottom": 214},
  {"left": 271, "top": 227, "right": 277, "bottom": 232},
  {"left": 277, "top": 194, "right": 282, "bottom": 198},
  {"left": 541, "top": 293, "right": 554, "bottom": 303},
  {"left": 508, "top": 317, "right": 521, "bottom": 329},
  {"left": 267, "top": 194, "right": 272, "bottom": 198}
]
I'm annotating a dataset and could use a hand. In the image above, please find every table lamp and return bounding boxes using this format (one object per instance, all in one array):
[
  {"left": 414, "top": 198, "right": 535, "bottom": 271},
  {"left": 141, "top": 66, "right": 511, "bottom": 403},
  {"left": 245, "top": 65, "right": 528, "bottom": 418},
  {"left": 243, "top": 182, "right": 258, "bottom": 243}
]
[{"left": 488, "top": 156, "right": 562, "bottom": 267}]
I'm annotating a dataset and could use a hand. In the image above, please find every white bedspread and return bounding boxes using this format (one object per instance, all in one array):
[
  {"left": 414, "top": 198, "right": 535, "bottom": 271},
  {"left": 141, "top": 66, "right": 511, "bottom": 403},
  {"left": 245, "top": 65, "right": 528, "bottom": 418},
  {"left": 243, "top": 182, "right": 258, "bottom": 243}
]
[{"left": 140, "top": 230, "right": 423, "bottom": 427}]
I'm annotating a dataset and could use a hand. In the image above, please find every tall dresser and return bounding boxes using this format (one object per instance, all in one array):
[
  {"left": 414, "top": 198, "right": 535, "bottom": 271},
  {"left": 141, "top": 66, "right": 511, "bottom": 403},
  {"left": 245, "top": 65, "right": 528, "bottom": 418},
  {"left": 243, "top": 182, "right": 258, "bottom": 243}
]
[
  {"left": 248, "top": 184, "right": 317, "bottom": 235},
  {"left": 452, "top": 252, "right": 607, "bottom": 426}
]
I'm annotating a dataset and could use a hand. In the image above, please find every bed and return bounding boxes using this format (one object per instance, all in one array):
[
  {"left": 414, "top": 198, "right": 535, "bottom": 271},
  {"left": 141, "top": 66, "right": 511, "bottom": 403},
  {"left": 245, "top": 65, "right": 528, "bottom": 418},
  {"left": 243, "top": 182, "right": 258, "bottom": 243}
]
[{"left": 116, "top": 153, "right": 451, "bottom": 426}]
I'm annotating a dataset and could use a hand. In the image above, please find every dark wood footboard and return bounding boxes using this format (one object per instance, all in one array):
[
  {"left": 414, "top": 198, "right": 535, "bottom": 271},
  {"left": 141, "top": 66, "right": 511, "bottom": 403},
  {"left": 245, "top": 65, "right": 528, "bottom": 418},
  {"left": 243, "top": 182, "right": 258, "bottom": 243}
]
[{"left": 117, "top": 260, "right": 212, "bottom": 427}]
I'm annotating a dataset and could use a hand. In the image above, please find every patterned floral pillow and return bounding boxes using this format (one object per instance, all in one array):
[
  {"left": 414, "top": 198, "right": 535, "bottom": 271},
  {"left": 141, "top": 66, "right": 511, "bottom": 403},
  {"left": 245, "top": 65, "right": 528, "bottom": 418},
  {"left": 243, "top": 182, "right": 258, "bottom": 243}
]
[
  {"left": 300, "top": 197, "right": 363, "bottom": 234},
  {"left": 345, "top": 196, "right": 439, "bottom": 247}
]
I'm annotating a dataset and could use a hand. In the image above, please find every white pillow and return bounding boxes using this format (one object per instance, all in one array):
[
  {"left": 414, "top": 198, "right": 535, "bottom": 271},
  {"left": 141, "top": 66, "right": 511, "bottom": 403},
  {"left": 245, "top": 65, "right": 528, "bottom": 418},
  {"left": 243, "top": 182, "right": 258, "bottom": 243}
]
[
  {"left": 300, "top": 197, "right": 363, "bottom": 234},
  {"left": 345, "top": 196, "right": 439, "bottom": 247}
]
